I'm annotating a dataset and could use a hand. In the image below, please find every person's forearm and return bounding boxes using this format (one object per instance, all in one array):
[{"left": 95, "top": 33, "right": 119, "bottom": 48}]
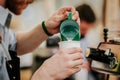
[
  {"left": 31, "top": 69, "right": 54, "bottom": 80},
  {"left": 16, "top": 24, "right": 48, "bottom": 55}
]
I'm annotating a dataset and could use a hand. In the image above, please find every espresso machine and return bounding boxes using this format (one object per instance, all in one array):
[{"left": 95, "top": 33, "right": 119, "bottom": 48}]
[{"left": 85, "top": 28, "right": 120, "bottom": 80}]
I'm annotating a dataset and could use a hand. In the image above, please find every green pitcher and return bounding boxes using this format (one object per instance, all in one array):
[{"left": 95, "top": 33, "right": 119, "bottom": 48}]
[{"left": 60, "top": 12, "right": 80, "bottom": 41}]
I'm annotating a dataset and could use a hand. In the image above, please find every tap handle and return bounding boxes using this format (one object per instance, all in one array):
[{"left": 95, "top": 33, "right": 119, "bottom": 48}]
[{"left": 104, "top": 28, "right": 108, "bottom": 42}]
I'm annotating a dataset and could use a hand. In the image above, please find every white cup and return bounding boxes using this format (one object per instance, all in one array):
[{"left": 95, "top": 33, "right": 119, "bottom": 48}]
[{"left": 59, "top": 41, "right": 80, "bottom": 50}]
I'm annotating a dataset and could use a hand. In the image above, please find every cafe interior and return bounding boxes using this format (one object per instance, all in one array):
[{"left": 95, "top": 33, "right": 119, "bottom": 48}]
[{"left": 10, "top": 0, "right": 120, "bottom": 80}]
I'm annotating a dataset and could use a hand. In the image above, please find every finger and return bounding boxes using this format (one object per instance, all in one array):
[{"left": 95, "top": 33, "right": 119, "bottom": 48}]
[
  {"left": 71, "top": 66, "right": 81, "bottom": 74},
  {"left": 75, "top": 11, "right": 80, "bottom": 26},
  {"left": 77, "top": 17, "right": 80, "bottom": 26},
  {"left": 70, "top": 7, "right": 76, "bottom": 15},
  {"left": 64, "top": 48, "right": 82, "bottom": 54},
  {"left": 73, "top": 65, "right": 82, "bottom": 70},
  {"left": 56, "top": 7, "right": 76, "bottom": 22},
  {"left": 72, "top": 59, "right": 83, "bottom": 67},
  {"left": 53, "top": 7, "right": 71, "bottom": 21},
  {"left": 56, "top": 13, "right": 68, "bottom": 22},
  {"left": 72, "top": 11, "right": 79, "bottom": 21},
  {"left": 66, "top": 8, "right": 77, "bottom": 18},
  {"left": 59, "top": 7, "right": 76, "bottom": 14},
  {"left": 59, "top": 7, "right": 76, "bottom": 18},
  {"left": 70, "top": 52, "right": 83, "bottom": 60}
]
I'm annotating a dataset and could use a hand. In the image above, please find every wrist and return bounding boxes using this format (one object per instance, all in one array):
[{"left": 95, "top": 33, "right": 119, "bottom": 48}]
[
  {"left": 37, "top": 24, "right": 48, "bottom": 40},
  {"left": 31, "top": 67, "right": 55, "bottom": 80},
  {"left": 42, "top": 21, "right": 53, "bottom": 36},
  {"left": 41, "top": 66, "right": 55, "bottom": 80},
  {"left": 42, "top": 60, "right": 57, "bottom": 80}
]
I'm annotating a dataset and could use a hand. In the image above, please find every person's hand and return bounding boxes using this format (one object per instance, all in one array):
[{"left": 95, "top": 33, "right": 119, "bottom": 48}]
[
  {"left": 31, "top": 48, "right": 83, "bottom": 80},
  {"left": 82, "top": 61, "right": 91, "bottom": 71},
  {"left": 45, "top": 7, "right": 80, "bottom": 34}
]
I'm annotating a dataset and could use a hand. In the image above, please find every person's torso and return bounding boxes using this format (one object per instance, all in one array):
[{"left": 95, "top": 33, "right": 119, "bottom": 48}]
[{"left": 0, "top": 6, "right": 18, "bottom": 80}]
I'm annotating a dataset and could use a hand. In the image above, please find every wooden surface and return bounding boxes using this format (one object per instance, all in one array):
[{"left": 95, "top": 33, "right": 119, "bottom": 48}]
[
  {"left": 20, "top": 69, "right": 119, "bottom": 80},
  {"left": 20, "top": 69, "right": 32, "bottom": 80}
]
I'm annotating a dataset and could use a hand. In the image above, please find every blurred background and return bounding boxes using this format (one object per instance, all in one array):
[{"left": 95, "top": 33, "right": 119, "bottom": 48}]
[{"left": 10, "top": 0, "right": 120, "bottom": 80}]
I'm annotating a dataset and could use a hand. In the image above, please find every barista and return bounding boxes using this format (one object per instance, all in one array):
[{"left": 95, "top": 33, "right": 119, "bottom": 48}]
[
  {"left": 75, "top": 4, "right": 96, "bottom": 80},
  {"left": 0, "top": 0, "right": 83, "bottom": 80},
  {"left": 76, "top": 3, "right": 96, "bottom": 72}
]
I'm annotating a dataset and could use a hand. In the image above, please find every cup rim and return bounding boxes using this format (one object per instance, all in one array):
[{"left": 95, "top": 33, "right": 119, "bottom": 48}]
[{"left": 59, "top": 41, "right": 80, "bottom": 44}]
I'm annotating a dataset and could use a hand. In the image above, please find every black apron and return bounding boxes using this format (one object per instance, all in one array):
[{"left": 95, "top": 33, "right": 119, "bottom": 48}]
[{"left": 6, "top": 51, "right": 20, "bottom": 80}]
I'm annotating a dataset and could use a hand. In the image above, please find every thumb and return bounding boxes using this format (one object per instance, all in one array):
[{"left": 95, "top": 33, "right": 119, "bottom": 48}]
[{"left": 57, "top": 12, "right": 68, "bottom": 22}]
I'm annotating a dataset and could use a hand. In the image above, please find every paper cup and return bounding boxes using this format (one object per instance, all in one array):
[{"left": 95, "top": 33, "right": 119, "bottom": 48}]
[{"left": 59, "top": 41, "right": 80, "bottom": 50}]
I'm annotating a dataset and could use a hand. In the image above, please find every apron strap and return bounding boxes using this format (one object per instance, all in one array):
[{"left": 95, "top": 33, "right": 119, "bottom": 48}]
[{"left": 5, "top": 13, "right": 12, "bottom": 28}]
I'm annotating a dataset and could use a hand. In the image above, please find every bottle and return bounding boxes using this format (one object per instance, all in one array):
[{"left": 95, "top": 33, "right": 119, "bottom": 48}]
[{"left": 60, "top": 12, "right": 80, "bottom": 41}]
